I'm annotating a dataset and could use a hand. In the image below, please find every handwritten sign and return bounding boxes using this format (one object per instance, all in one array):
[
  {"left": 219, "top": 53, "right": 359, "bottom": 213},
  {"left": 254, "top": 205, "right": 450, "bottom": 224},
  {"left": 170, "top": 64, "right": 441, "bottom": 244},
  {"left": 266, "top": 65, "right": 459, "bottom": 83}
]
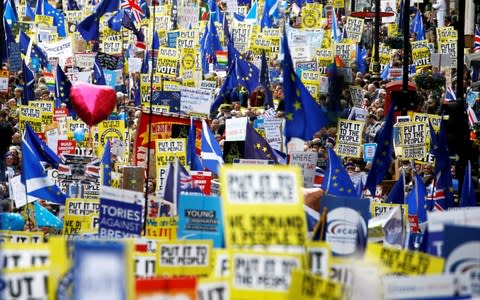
[
  {"left": 336, "top": 119, "right": 364, "bottom": 158},
  {"left": 399, "top": 122, "right": 427, "bottom": 160}
]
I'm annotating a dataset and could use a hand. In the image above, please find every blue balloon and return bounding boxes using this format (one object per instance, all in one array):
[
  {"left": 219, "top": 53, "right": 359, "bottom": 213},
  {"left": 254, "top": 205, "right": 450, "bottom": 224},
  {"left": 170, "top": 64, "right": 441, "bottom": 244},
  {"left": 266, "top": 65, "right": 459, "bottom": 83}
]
[
  {"left": 74, "top": 128, "right": 86, "bottom": 143},
  {"left": 0, "top": 213, "right": 26, "bottom": 230}
]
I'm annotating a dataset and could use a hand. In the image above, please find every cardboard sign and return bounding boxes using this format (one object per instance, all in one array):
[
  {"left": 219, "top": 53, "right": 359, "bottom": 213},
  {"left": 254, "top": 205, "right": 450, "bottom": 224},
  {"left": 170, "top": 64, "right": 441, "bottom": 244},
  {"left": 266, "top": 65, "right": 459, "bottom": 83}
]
[
  {"left": 178, "top": 194, "right": 225, "bottom": 248},
  {"left": 289, "top": 152, "right": 318, "bottom": 188},
  {"left": 398, "top": 122, "right": 427, "bottom": 160},
  {"left": 366, "top": 243, "right": 445, "bottom": 275},
  {"left": 220, "top": 165, "right": 307, "bottom": 247},
  {"left": 336, "top": 119, "right": 364, "bottom": 158},
  {"left": 19, "top": 106, "right": 42, "bottom": 132},
  {"left": 0, "top": 268, "right": 49, "bottom": 299},
  {"left": 40, "top": 37, "right": 73, "bottom": 60},
  {"left": 99, "top": 186, "right": 144, "bottom": 238},
  {"left": 288, "top": 269, "right": 343, "bottom": 300},
  {"left": 97, "top": 120, "right": 126, "bottom": 157},
  {"left": 230, "top": 251, "right": 304, "bottom": 300},
  {"left": 157, "top": 240, "right": 213, "bottom": 276},
  {"left": 363, "top": 143, "right": 377, "bottom": 162},
  {"left": 263, "top": 118, "right": 283, "bottom": 151}
]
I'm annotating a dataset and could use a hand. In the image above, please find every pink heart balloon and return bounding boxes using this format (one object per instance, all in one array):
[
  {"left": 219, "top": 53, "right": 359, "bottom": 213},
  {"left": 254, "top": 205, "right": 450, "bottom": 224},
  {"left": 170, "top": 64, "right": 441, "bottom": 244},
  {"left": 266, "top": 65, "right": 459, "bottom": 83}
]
[{"left": 70, "top": 83, "right": 117, "bottom": 126}]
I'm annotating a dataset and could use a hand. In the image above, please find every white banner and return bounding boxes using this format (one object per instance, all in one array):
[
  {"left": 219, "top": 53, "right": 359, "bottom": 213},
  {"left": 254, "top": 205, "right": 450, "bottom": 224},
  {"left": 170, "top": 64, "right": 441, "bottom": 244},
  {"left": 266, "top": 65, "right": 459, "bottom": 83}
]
[
  {"left": 39, "top": 36, "right": 73, "bottom": 59},
  {"left": 180, "top": 86, "right": 212, "bottom": 115}
]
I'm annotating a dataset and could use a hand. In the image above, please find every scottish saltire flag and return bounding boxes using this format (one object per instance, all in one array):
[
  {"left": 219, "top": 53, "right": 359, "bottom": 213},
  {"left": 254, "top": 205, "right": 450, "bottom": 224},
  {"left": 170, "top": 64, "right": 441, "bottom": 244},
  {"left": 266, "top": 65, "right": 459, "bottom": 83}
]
[
  {"left": 22, "top": 61, "right": 35, "bottom": 105},
  {"left": 23, "top": 123, "right": 62, "bottom": 168},
  {"left": 321, "top": 148, "right": 356, "bottom": 197},
  {"left": 282, "top": 29, "right": 327, "bottom": 142},
  {"left": 21, "top": 129, "right": 66, "bottom": 205},
  {"left": 34, "top": 201, "right": 63, "bottom": 229},
  {"left": 187, "top": 118, "right": 203, "bottom": 171},
  {"left": 244, "top": 1, "right": 257, "bottom": 24},
  {"left": 365, "top": 100, "right": 395, "bottom": 196},
  {"left": 201, "top": 120, "right": 224, "bottom": 175},
  {"left": 93, "top": 56, "right": 106, "bottom": 85},
  {"left": 25, "top": 2, "right": 35, "bottom": 19},
  {"left": 411, "top": 10, "right": 424, "bottom": 40},
  {"left": 386, "top": 170, "right": 406, "bottom": 204},
  {"left": 474, "top": 29, "right": 480, "bottom": 53},
  {"left": 427, "top": 171, "right": 448, "bottom": 211},
  {"left": 261, "top": 0, "right": 278, "bottom": 30},
  {"left": 381, "top": 64, "right": 391, "bottom": 81},
  {"left": 460, "top": 160, "right": 477, "bottom": 207},
  {"left": 101, "top": 139, "right": 112, "bottom": 186},
  {"left": 445, "top": 85, "right": 456, "bottom": 101},
  {"left": 3, "top": 0, "right": 18, "bottom": 24}
]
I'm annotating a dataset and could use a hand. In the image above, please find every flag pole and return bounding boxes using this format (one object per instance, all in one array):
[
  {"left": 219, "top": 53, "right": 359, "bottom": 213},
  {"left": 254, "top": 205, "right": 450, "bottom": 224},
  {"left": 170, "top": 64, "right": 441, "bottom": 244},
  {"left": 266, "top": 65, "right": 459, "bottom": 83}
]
[{"left": 143, "top": 0, "right": 157, "bottom": 234}]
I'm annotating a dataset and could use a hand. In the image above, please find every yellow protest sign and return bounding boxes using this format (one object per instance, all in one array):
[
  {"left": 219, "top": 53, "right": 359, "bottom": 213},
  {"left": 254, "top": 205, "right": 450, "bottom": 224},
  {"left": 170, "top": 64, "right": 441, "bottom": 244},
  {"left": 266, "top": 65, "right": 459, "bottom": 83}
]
[
  {"left": 198, "top": 276, "right": 230, "bottom": 300},
  {"left": 335, "top": 42, "right": 355, "bottom": 66},
  {"left": 1, "top": 267, "right": 49, "bottom": 299},
  {"left": 163, "top": 80, "right": 181, "bottom": 91},
  {"left": 155, "top": 138, "right": 187, "bottom": 192},
  {"left": 30, "top": 100, "right": 54, "bottom": 126},
  {"left": 370, "top": 43, "right": 392, "bottom": 71},
  {"left": 302, "top": 5, "right": 322, "bottom": 29},
  {"left": 140, "top": 73, "right": 162, "bottom": 103},
  {"left": 0, "top": 230, "right": 45, "bottom": 243},
  {"left": 66, "top": 119, "right": 88, "bottom": 140},
  {"left": 315, "top": 48, "right": 334, "bottom": 75},
  {"left": 48, "top": 237, "right": 70, "bottom": 300},
  {"left": 306, "top": 241, "right": 331, "bottom": 278},
  {"left": 371, "top": 202, "right": 408, "bottom": 224},
  {"left": 301, "top": 70, "right": 320, "bottom": 99},
  {"left": 411, "top": 40, "right": 432, "bottom": 69},
  {"left": 344, "top": 17, "right": 364, "bottom": 42},
  {"left": 398, "top": 121, "right": 427, "bottom": 160},
  {"left": 145, "top": 217, "right": 178, "bottom": 240},
  {"left": 135, "top": 252, "right": 157, "bottom": 278},
  {"left": 366, "top": 243, "right": 445, "bottom": 275},
  {"left": 220, "top": 165, "right": 307, "bottom": 247},
  {"left": 142, "top": 104, "right": 170, "bottom": 114},
  {"left": 230, "top": 250, "right": 305, "bottom": 300},
  {"left": 19, "top": 105, "right": 42, "bottom": 132},
  {"left": 333, "top": 0, "right": 344, "bottom": 8},
  {"left": 157, "top": 47, "right": 178, "bottom": 78},
  {"left": 436, "top": 26, "right": 457, "bottom": 43},
  {"left": 211, "top": 249, "right": 230, "bottom": 277},
  {"left": 289, "top": 268, "right": 343, "bottom": 300},
  {"left": 157, "top": 239, "right": 213, "bottom": 276},
  {"left": 180, "top": 48, "right": 197, "bottom": 86},
  {"left": 335, "top": 119, "right": 364, "bottom": 158},
  {"left": 35, "top": 15, "right": 54, "bottom": 26},
  {"left": 0, "top": 242, "right": 50, "bottom": 269},
  {"left": 63, "top": 198, "right": 100, "bottom": 237},
  {"left": 97, "top": 120, "right": 126, "bottom": 157}
]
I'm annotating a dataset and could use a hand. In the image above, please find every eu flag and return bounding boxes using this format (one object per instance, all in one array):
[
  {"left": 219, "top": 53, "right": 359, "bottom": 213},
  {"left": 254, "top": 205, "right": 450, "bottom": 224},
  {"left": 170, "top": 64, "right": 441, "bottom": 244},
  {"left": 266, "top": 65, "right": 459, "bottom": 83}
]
[
  {"left": 19, "top": 31, "right": 49, "bottom": 67},
  {"left": 77, "top": 14, "right": 101, "bottom": 41},
  {"left": 364, "top": 101, "right": 394, "bottom": 196},
  {"left": 321, "top": 147, "right": 355, "bottom": 197},
  {"left": 410, "top": 10, "right": 424, "bottom": 41},
  {"left": 386, "top": 170, "right": 406, "bottom": 204},
  {"left": 55, "top": 64, "right": 73, "bottom": 110},
  {"left": 210, "top": 64, "right": 235, "bottom": 113},
  {"left": 200, "top": 15, "right": 222, "bottom": 74},
  {"left": 406, "top": 172, "right": 427, "bottom": 226},
  {"left": 356, "top": 44, "right": 367, "bottom": 74},
  {"left": 282, "top": 29, "right": 327, "bottom": 142},
  {"left": 93, "top": 55, "right": 106, "bottom": 85},
  {"left": 101, "top": 138, "right": 112, "bottom": 186},
  {"left": 244, "top": 122, "right": 277, "bottom": 161},
  {"left": 235, "top": 55, "right": 260, "bottom": 93}
]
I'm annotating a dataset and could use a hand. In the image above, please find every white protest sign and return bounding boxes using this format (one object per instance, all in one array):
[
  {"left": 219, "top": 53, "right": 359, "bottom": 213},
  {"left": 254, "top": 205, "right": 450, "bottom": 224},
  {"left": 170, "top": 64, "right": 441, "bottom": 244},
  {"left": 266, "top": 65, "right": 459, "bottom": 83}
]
[
  {"left": 348, "top": 107, "right": 367, "bottom": 121},
  {"left": 231, "top": 251, "right": 302, "bottom": 298},
  {"left": 349, "top": 86, "right": 364, "bottom": 107},
  {"left": 289, "top": 151, "right": 318, "bottom": 188},
  {"left": 39, "top": 36, "right": 73, "bottom": 59},
  {"left": 178, "top": 6, "right": 199, "bottom": 28},
  {"left": 225, "top": 117, "right": 248, "bottom": 141},
  {"left": 9, "top": 175, "right": 39, "bottom": 208},
  {"left": 263, "top": 117, "right": 283, "bottom": 151},
  {"left": 0, "top": 245, "right": 50, "bottom": 269},
  {"left": 180, "top": 86, "right": 212, "bottom": 115},
  {"left": 0, "top": 269, "right": 49, "bottom": 299},
  {"left": 128, "top": 58, "right": 142, "bottom": 73}
]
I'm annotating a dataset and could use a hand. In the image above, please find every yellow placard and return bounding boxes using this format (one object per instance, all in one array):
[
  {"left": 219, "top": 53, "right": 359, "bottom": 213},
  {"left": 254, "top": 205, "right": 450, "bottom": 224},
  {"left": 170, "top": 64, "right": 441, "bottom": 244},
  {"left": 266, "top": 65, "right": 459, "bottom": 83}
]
[
  {"left": 157, "top": 47, "right": 178, "bottom": 78},
  {"left": 335, "top": 118, "right": 364, "bottom": 158},
  {"left": 315, "top": 48, "right": 334, "bottom": 75},
  {"left": 97, "top": 120, "right": 126, "bottom": 157},
  {"left": 180, "top": 47, "right": 197, "bottom": 86},
  {"left": 288, "top": 268, "right": 343, "bottom": 300},
  {"left": 230, "top": 250, "right": 305, "bottom": 300},
  {"left": 0, "top": 242, "right": 50, "bottom": 269},
  {"left": 19, "top": 105, "right": 42, "bottom": 132},
  {"left": 344, "top": 17, "right": 364, "bottom": 42},
  {"left": 198, "top": 276, "right": 230, "bottom": 300},
  {"left": 29, "top": 100, "right": 54, "bottom": 125},
  {"left": 306, "top": 241, "right": 331, "bottom": 278},
  {"left": 157, "top": 239, "right": 213, "bottom": 276},
  {"left": 145, "top": 217, "right": 178, "bottom": 240},
  {"left": 365, "top": 243, "right": 445, "bottom": 275},
  {"left": 398, "top": 121, "right": 427, "bottom": 160},
  {"left": 220, "top": 165, "right": 307, "bottom": 247},
  {"left": 0, "top": 230, "right": 45, "bottom": 243},
  {"left": 140, "top": 73, "right": 162, "bottom": 103},
  {"left": 35, "top": 15, "right": 54, "bottom": 26},
  {"left": 63, "top": 198, "right": 100, "bottom": 237},
  {"left": 436, "top": 26, "right": 457, "bottom": 43},
  {"left": 301, "top": 4, "right": 323, "bottom": 29},
  {"left": 411, "top": 40, "right": 431, "bottom": 69},
  {"left": 48, "top": 237, "right": 70, "bottom": 300}
]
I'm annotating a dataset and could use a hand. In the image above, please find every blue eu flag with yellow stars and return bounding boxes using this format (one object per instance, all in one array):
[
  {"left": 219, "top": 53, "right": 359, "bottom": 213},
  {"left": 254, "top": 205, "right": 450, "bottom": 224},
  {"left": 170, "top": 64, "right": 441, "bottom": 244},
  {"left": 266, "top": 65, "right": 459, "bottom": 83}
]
[
  {"left": 321, "top": 147, "right": 355, "bottom": 197},
  {"left": 101, "top": 138, "right": 112, "bottom": 186},
  {"left": 19, "top": 31, "right": 49, "bottom": 67},
  {"left": 244, "top": 122, "right": 277, "bottom": 162},
  {"left": 282, "top": 29, "right": 327, "bottom": 143},
  {"left": 365, "top": 103, "right": 395, "bottom": 196},
  {"left": 55, "top": 64, "right": 72, "bottom": 109}
]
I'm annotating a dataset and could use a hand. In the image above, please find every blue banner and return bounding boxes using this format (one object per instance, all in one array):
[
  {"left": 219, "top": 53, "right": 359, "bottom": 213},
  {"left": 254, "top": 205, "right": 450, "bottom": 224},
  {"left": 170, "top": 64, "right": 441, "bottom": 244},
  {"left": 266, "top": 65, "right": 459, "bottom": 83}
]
[
  {"left": 178, "top": 194, "right": 225, "bottom": 248},
  {"left": 99, "top": 198, "right": 142, "bottom": 238}
]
